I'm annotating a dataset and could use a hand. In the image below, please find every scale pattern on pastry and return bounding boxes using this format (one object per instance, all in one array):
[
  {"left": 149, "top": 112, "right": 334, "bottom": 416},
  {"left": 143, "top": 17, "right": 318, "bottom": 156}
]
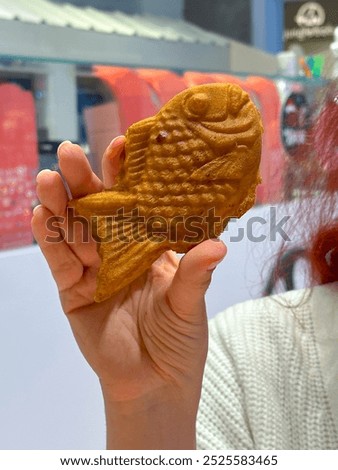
[{"left": 70, "top": 83, "right": 263, "bottom": 302}]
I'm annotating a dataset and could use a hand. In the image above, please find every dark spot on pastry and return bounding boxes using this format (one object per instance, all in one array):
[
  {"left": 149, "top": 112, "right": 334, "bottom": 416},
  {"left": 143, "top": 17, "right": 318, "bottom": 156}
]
[{"left": 156, "top": 131, "right": 168, "bottom": 143}]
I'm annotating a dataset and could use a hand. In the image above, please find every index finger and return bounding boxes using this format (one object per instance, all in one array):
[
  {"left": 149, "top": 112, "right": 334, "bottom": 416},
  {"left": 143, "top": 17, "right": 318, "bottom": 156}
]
[{"left": 57, "top": 141, "right": 104, "bottom": 198}]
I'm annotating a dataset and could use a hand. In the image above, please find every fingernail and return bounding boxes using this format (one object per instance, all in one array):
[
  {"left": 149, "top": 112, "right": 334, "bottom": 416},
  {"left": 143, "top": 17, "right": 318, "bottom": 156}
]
[
  {"left": 207, "top": 256, "right": 225, "bottom": 271},
  {"left": 36, "top": 169, "right": 52, "bottom": 184},
  {"left": 58, "top": 140, "right": 72, "bottom": 149},
  {"left": 33, "top": 204, "right": 42, "bottom": 215},
  {"left": 210, "top": 238, "right": 221, "bottom": 242},
  {"left": 109, "top": 136, "right": 125, "bottom": 148}
]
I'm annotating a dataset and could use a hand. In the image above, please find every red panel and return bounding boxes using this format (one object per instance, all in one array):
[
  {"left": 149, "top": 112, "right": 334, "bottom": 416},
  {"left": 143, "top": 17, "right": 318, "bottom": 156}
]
[
  {"left": 93, "top": 66, "right": 157, "bottom": 133},
  {"left": 209, "top": 73, "right": 247, "bottom": 88},
  {"left": 136, "top": 69, "right": 187, "bottom": 106},
  {"left": 0, "top": 83, "right": 38, "bottom": 249},
  {"left": 183, "top": 71, "right": 217, "bottom": 87},
  {"left": 245, "top": 77, "right": 285, "bottom": 204}
]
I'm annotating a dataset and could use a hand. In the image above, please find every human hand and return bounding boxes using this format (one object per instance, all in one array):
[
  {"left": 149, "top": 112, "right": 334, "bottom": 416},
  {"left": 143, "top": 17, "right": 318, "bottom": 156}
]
[{"left": 32, "top": 137, "right": 226, "bottom": 448}]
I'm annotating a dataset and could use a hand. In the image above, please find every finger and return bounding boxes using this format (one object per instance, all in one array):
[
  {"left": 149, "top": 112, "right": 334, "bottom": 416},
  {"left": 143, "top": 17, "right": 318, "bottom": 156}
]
[
  {"left": 56, "top": 141, "right": 102, "bottom": 267},
  {"left": 167, "top": 239, "right": 227, "bottom": 320},
  {"left": 57, "top": 141, "right": 103, "bottom": 198},
  {"left": 31, "top": 205, "right": 84, "bottom": 292},
  {"left": 102, "top": 136, "right": 126, "bottom": 189},
  {"left": 60, "top": 206, "right": 101, "bottom": 268},
  {"left": 36, "top": 169, "right": 69, "bottom": 215},
  {"left": 36, "top": 168, "right": 100, "bottom": 268}
]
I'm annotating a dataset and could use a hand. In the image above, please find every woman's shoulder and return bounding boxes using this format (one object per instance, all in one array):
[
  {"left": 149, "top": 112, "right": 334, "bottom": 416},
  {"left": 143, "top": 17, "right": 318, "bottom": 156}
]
[
  {"left": 208, "top": 283, "right": 337, "bottom": 352},
  {"left": 211, "top": 284, "right": 335, "bottom": 326},
  {"left": 199, "top": 283, "right": 338, "bottom": 449},
  {"left": 209, "top": 287, "right": 307, "bottom": 337}
]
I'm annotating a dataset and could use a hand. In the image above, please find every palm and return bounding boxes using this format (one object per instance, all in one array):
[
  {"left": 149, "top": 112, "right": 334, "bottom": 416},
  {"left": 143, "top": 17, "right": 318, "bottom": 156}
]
[{"left": 60, "top": 245, "right": 208, "bottom": 401}]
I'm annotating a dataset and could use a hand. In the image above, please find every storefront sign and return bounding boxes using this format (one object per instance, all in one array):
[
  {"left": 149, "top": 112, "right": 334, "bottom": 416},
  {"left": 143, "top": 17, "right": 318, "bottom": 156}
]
[{"left": 284, "top": 1, "right": 337, "bottom": 45}]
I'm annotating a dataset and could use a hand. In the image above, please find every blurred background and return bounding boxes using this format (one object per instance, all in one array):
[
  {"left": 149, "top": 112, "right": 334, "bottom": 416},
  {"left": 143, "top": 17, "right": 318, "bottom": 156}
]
[{"left": 0, "top": 0, "right": 337, "bottom": 449}]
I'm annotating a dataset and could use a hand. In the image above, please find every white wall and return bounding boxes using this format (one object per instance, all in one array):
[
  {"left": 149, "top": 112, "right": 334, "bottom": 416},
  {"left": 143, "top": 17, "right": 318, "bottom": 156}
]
[{"left": 0, "top": 246, "right": 105, "bottom": 449}]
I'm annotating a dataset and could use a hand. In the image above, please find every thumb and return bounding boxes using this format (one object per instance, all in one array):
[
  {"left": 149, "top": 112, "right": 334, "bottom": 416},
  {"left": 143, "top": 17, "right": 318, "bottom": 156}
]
[{"left": 167, "top": 239, "right": 227, "bottom": 319}]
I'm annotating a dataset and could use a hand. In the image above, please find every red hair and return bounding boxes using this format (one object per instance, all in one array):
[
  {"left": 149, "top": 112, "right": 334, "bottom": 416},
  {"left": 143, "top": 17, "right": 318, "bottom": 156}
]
[
  {"left": 307, "top": 80, "right": 338, "bottom": 285},
  {"left": 309, "top": 222, "right": 338, "bottom": 284},
  {"left": 273, "top": 79, "right": 338, "bottom": 290},
  {"left": 312, "top": 81, "right": 338, "bottom": 195}
]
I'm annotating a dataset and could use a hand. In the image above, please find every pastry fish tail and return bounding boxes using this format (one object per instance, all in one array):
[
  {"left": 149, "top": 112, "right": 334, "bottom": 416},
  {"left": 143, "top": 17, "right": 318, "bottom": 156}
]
[{"left": 93, "top": 215, "right": 167, "bottom": 302}]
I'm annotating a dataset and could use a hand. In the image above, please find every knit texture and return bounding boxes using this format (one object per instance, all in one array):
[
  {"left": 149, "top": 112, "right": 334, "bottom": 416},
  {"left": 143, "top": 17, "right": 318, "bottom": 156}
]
[{"left": 197, "top": 286, "right": 338, "bottom": 449}]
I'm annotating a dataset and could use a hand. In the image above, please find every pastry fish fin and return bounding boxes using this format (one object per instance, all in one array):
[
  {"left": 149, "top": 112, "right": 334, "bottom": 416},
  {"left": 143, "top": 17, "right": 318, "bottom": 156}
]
[
  {"left": 69, "top": 191, "right": 137, "bottom": 218},
  {"left": 123, "top": 116, "right": 156, "bottom": 186},
  {"left": 94, "top": 215, "right": 166, "bottom": 302},
  {"left": 189, "top": 147, "right": 255, "bottom": 182},
  {"left": 189, "top": 156, "right": 227, "bottom": 181}
]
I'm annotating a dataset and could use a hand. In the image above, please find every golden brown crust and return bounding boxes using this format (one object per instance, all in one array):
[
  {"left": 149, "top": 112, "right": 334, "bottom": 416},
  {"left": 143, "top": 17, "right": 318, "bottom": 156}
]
[{"left": 70, "top": 83, "right": 263, "bottom": 301}]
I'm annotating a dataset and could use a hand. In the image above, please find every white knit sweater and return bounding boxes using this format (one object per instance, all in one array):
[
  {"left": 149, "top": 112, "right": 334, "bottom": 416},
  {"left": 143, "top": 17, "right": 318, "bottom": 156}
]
[{"left": 197, "top": 284, "right": 338, "bottom": 449}]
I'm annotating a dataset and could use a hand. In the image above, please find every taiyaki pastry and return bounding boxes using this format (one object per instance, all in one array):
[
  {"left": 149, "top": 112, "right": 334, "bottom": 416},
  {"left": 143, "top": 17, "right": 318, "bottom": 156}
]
[{"left": 70, "top": 83, "right": 263, "bottom": 302}]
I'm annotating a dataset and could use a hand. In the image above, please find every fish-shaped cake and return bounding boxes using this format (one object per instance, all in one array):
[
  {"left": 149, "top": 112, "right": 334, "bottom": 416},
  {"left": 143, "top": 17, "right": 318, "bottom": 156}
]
[{"left": 70, "top": 83, "right": 263, "bottom": 302}]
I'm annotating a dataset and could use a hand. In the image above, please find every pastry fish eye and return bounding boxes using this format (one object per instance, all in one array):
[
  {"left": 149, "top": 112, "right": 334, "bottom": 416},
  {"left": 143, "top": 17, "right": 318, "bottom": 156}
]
[
  {"left": 156, "top": 130, "right": 169, "bottom": 143},
  {"left": 185, "top": 92, "right": 209, "bottom": 117}
]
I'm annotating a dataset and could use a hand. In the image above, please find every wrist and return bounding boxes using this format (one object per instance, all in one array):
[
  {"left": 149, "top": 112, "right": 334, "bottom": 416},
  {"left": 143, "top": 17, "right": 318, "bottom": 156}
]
[{"left": 101, "top": 384, "right": 199, "bottom": 450}]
